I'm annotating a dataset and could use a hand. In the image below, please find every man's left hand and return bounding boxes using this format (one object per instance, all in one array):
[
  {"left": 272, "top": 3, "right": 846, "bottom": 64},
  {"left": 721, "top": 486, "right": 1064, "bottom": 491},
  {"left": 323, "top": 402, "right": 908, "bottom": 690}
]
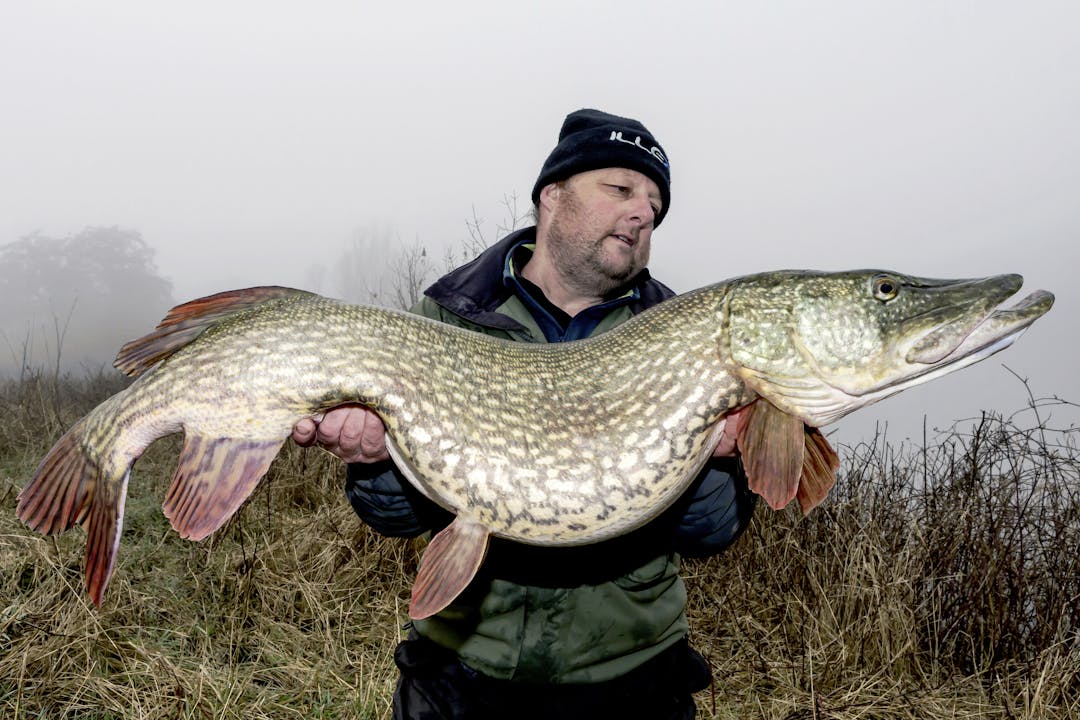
[{"left": 712, "top": 406, "right": 747, "bottom": 457}]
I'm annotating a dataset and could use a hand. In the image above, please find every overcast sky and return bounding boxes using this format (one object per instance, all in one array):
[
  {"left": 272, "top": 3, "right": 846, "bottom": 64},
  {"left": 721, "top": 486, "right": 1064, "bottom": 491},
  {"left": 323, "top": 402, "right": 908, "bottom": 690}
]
[{"left": 2, "top": 1, "right": 1077, "bottom": 444}]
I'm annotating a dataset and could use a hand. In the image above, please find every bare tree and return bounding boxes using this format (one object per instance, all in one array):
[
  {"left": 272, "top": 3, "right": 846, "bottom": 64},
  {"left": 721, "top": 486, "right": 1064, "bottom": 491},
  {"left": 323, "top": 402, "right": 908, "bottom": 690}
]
[
  {"left": 387, "top": 240, "right": 433, "bottom": 311},
  {"left": 326, "top": 194, "right": 528, "bottom": 311},
  {"left": 448, "top": 192, "right": 530, "bottom": 272}
]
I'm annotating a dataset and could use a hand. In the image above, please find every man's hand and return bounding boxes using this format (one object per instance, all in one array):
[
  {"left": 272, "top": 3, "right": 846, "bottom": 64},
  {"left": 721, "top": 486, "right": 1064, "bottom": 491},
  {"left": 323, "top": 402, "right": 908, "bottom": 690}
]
[
  {"left": 292, "top": 404, "right": 390, "bottom": 463},
  {"left": 712, "top": 405, "right": 747, "bottom": 458}
]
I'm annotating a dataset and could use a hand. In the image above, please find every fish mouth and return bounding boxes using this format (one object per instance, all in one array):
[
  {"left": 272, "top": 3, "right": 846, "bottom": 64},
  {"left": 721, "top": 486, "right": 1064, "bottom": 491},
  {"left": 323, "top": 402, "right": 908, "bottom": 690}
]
[
  {"left": 879, "top": 280, "right": 1054, "bottom": 397},
  {"left": 906, "top": 282, "right": 1054, "bottom": 367}
]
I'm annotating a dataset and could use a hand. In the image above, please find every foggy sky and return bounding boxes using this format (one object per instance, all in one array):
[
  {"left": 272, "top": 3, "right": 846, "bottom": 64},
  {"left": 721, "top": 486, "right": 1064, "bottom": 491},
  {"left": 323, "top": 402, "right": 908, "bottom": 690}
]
[{"left": 2, "top": 1, "right": 1077, "bottom": 444}]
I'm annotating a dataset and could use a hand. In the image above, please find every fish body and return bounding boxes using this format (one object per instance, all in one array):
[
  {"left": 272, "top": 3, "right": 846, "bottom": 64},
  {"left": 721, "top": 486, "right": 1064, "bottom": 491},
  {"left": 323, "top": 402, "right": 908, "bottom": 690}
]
[{"left": 16, "top": 271, "right": 1053, "bottom": 617}]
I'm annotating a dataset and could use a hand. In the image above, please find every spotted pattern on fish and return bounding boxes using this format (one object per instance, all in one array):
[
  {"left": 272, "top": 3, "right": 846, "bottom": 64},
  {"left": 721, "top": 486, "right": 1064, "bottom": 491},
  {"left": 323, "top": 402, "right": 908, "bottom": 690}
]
[{"left": 15, "top": 271, "right": 1054, "bottom": 609}]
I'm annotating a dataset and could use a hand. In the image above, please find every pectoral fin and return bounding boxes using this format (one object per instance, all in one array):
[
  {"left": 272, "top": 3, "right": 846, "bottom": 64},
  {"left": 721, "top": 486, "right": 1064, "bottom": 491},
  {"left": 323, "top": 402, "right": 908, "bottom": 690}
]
[
  {"left": 409, "top": 518, "right": 490, "bottom": 620},
  {"left": 797, "top": 427, "right": 839, "bottom": 514},
  {"left": 736, "top": 399, "right": 805, "bottom": 510},
  {"left": 163, "top": 435, "right": 284, "bottom": 541},
  {"left": 736, "top": 400, "right": 840, "bottom": 513}
]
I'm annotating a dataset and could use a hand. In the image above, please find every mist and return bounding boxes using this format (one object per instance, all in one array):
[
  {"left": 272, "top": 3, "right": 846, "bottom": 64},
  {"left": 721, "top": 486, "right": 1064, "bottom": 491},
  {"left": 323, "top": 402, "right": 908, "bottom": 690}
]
[{"left": 2, "top": 1, "right": 1076, "bottom": 444}]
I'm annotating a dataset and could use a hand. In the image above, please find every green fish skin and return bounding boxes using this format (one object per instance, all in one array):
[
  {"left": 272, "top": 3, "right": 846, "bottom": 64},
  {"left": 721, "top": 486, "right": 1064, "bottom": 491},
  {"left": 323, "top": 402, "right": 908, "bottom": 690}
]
[{"left": 15, "top": 271, "right": 1054, "bottom": 617}]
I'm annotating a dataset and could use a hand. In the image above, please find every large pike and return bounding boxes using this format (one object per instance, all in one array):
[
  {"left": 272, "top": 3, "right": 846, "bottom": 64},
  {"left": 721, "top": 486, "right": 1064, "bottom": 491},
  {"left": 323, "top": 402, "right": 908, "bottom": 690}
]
[{"left": 17, "top": 271, "right": 1053, "bottom": 617}]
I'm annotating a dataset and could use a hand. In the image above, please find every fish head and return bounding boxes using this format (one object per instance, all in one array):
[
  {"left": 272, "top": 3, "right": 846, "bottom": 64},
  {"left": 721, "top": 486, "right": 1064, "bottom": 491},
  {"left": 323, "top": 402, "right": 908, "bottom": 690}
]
[{"left": 726, "top": 270, "right": 1054, "bottom": 427}]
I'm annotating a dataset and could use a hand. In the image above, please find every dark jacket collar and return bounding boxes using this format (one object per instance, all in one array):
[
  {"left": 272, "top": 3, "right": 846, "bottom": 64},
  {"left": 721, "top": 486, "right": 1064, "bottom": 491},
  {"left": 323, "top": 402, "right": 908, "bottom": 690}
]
[{"left": 423, "top": 226, "right": 676, "bottom": 331}]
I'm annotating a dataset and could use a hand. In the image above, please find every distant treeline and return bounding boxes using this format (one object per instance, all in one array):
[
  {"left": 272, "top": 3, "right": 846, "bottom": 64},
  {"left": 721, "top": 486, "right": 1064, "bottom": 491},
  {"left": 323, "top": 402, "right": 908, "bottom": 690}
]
[{"left": 0, "top": 226, "right": 173, "bottom": 377}]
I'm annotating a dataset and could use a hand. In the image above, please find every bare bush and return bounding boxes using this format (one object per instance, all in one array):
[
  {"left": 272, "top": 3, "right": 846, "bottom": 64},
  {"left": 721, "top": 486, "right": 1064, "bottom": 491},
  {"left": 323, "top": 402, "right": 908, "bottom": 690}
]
[{"left": 686, "top": 393, "right": 1079, "bottom": 718}]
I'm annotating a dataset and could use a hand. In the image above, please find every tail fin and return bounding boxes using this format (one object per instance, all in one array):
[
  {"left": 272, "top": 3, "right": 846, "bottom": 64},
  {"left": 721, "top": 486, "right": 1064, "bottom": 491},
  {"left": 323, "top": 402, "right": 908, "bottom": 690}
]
[{"left": 16, "top": 419, "right": 132, "bottom": 606}]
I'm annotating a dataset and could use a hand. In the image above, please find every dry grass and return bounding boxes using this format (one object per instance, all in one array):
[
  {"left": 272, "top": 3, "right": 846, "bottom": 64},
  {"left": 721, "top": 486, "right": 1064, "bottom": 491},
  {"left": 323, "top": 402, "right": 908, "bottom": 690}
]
[
  {"left": 1, "top": 371, "right": 1077, "bottom": 719},
  {"left": 687, "top": 398, "right": 1079, "bottom": 719}
]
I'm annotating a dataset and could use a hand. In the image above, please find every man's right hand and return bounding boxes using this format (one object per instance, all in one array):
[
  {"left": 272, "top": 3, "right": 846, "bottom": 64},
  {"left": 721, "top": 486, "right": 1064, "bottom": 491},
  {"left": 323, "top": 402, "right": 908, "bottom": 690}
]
[{"left": 291, "top": 404, "right": 390, "bottom": 464}]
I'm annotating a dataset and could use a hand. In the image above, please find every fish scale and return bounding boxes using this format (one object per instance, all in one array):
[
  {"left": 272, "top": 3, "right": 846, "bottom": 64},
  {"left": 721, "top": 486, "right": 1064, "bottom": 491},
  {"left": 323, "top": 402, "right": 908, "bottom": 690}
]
[{"left": 15, "top": 270, "right": 1053, "bottom": 618}]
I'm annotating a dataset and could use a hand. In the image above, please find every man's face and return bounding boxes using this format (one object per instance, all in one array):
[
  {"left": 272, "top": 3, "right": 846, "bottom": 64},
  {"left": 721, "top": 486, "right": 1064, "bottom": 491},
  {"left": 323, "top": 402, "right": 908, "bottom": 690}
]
[{"left": 543, "top": 168, "right": 662, "bottom": 296}]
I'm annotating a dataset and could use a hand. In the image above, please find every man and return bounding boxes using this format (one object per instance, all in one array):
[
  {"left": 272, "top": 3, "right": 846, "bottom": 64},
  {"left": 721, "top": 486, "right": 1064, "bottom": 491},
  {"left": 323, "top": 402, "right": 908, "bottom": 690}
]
[{"left": 293, "top": 109, "right": 757, "bottom": 719}]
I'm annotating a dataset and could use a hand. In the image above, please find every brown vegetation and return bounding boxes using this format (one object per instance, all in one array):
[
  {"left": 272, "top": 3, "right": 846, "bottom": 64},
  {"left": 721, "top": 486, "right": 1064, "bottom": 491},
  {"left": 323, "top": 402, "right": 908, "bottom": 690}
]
[{"left": 1, "top": 370, "right": 1077, "bottom": 719}]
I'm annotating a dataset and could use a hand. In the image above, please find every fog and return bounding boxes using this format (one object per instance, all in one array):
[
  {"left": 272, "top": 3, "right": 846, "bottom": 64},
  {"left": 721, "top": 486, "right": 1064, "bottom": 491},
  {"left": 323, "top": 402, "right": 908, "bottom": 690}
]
[{"left": 2, "top": 1, "right": 1077, "bottom": 444}]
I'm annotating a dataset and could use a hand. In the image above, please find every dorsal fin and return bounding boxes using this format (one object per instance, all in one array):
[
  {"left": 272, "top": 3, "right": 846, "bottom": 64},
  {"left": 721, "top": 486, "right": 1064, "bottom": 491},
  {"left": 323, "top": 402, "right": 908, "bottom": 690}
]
[{"left": 114, "top": 286, "right": 310, "bottom": 377}]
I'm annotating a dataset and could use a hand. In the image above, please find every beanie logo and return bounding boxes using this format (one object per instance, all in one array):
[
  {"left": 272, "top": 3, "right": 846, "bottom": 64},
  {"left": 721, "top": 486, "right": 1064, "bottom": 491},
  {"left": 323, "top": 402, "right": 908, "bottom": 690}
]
[{"left": 609, "top": 131, "right": 669, "bottom": 167}]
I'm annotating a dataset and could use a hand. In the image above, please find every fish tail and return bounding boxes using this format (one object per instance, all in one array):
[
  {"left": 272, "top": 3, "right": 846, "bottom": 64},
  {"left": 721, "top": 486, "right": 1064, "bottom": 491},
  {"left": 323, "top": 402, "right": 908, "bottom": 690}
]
[
  {"left": 16, "top": 416, "right": 133, "bottom": 605},
  {"left": 17, "top": 407, "right": 286, "bottom": 605}
]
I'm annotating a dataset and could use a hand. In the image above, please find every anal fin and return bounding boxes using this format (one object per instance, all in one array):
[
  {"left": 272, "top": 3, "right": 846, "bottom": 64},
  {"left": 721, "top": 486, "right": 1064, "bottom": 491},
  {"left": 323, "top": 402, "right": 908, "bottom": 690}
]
[
  {"left": 409, "top": 518, "right": 490, "bottom": 620},
  {"left": 163, "top": 435, "right": 284, "bottom": 541}
]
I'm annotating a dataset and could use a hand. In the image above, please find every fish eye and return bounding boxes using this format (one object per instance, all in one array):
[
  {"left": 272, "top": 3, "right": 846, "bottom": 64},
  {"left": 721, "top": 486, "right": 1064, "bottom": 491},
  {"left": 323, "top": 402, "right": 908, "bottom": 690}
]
[{"left": 872, "top": 274, "right": 900, "bottom": 301}]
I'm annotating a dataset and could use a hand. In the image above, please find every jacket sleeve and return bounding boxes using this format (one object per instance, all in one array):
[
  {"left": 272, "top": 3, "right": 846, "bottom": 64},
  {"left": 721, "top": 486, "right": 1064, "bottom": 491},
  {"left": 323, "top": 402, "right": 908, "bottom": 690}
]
[
  {"left": 673, "top": 456, "right": 757, "bottom": 558},
  {"left": 345, "top": 461, "right": 453, "bottom": 538}
]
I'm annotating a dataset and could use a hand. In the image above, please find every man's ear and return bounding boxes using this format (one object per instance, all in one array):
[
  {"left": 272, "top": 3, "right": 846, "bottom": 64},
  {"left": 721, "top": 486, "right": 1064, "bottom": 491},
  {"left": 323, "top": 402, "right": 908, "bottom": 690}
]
[{"left": 538, "top": 182, "right": 560, "bottom": 211}]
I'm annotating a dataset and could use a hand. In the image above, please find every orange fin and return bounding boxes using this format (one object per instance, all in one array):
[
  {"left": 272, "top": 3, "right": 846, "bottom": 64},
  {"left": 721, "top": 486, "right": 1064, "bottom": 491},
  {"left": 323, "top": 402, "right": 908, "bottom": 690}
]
[
  {"left": 796, "top": 427, "right": 840, "bottom": 514},
  {"left": 163, "top": 435, "right": 284, "bottom": 541},
  {"left": 736, "top": 399, "right": 805, "bottom": 511},
  {"left": 409, "top": 518, "right": 490, "bottom": 620},
  {"left": 17, "top": 418, "right": 97, "bottom": 534},
  {"left": 114, "top": 286, "right": 311, "bottom": 377},
  {"left": 84, "top": 470, "right": 131, "bottom": 605},
  {"left": 17, "top": 418, "right": 132, "bottom": 606}
]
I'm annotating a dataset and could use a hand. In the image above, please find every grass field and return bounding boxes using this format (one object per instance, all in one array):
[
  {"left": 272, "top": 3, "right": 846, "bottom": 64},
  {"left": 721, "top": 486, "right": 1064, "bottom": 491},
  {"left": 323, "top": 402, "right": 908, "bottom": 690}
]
[{"left": 1, "top": 369, "right": 1077, "bottom": 719}]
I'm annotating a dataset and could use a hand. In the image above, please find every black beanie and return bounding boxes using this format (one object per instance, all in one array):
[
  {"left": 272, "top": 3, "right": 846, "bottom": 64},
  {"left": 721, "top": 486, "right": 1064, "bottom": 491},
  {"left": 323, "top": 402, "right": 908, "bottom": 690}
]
[{"left": 532, "top": 108, "right": 671, "bottom": 227}]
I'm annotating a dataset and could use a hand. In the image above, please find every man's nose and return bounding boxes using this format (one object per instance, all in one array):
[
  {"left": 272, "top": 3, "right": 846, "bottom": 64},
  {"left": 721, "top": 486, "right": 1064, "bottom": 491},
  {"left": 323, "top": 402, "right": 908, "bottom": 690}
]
[{"left": 627, "top": 194, "right": 656, "bottom": 227}]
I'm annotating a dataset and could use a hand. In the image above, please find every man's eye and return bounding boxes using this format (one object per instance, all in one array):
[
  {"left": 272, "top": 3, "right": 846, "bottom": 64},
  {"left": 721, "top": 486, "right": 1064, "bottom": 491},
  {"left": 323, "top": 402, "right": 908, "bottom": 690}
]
[
  {"left": 651, "top": 205, "right": 660, "bottom": 216},
  {"left": 607, "top": 184, "right": 630, "bottom": 194}
]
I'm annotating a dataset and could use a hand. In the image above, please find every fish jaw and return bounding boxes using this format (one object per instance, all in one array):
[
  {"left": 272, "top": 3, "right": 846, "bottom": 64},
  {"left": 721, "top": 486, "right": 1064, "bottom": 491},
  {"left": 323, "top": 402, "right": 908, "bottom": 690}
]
[
  {"left": 909, "top": 288, "right": 1054, "bottom": 365},
  {"left": 901, "top": 273, "right": 1024, "bottom": 364},
  {"left": 729, "top": 271, "right": 1055, "bottom": 428}
]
